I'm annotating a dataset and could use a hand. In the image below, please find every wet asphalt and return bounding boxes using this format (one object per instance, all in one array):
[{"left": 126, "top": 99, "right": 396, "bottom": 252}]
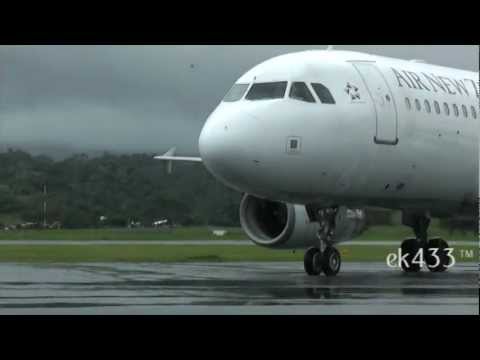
[{"left": 0, "top": 262, "right": 477, "bottom": 315}]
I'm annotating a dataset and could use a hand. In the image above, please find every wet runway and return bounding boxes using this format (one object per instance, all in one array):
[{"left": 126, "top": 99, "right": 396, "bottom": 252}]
[{"left": 0, "top": 262, "right": 477, "bottom": 315}]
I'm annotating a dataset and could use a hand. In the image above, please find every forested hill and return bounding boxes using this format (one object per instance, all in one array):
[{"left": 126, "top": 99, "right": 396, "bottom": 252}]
[
  {"left": 0, "top": 150, "right": 241, "bottom": 228},
  {"left": 1, "top": 149, "right": 475, "bottom": 232}
]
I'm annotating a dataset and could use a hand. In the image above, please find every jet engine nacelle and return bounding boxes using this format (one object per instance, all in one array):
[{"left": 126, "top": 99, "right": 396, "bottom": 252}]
[{"left": 239, "top": 194, "right": 366, "bottom": 249}]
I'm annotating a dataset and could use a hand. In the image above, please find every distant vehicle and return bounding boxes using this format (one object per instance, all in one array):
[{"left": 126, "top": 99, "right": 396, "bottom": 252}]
[
  {"left": 48, "top": 221, "right": 62, "bottom": 229},
  {"left": 153, "top": 219, "right": 170, "bottom": 228},
  {"left": 129, "top": 221, "right": 143, "bottom": 228},
  {"left": 20, "top": 222, "right": 40, "bottom": 230},
  {"left": 156, "top": 49, "right": 478, "bottom": 276},
  {"left": 212, "top": 229, "right": 228, "bottom": 237}
]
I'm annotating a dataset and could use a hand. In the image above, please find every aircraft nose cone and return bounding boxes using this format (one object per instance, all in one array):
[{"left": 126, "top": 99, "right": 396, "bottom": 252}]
[
  {"left": 198, "top": 110, "right": 256, "bottom": 190},
  {"left": 198, "top": 121, "right": 230, "bottom": 165},
  {"left": 199, "top": 115, "right": 240, "bottom": 169}
]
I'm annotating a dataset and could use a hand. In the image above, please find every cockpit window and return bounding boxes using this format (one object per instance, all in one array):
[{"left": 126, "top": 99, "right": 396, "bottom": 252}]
[
  {"left": 245, "top": 82, "right": 287, "bottom": 100},
  {"left": 223, "top": 84, "right": 249, "bottom": 102},
  {"left": 311, "top": 83, "right": 336, "bottom": 104},
  {"left": 289, "top": 82, "right": 316, "bottom": 103}
]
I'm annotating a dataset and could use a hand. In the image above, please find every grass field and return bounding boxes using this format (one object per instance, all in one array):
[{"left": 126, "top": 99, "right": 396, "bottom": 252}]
[
  {"left": 0, "top": 243, "right": 476, "bottom": 263},
  {"left": 0, "top": 225, "right": 477, "bottom": 242},
  {"left": 0, "top": 227, "right": 246, "bottom": 241},
  {"left": 0, "top": 224, "right": 476, "bottom": 264}
]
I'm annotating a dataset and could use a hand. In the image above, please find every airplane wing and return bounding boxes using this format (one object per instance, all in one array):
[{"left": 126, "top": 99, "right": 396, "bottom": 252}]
[
  {"left": 154, "top": 147, "right": 202, "bottom": 174},
  {"left": 154, "top": 147, "right": 202, "bottom": 162},
  {"left": 154, "top": 155, "right": 203, "bottom": 162}
]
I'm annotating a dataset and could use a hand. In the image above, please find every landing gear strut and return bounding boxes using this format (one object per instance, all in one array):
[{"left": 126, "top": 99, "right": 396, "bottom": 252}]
[
  {"left": 401, "top": 212, "right": 451, "bottom": 273},
  {"left": 303, "top": 207, "right": 341, "bottom": 277}
]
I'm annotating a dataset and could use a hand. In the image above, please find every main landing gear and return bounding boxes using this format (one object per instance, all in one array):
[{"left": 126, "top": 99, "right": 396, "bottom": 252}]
[
  {"left": 401, "top": 212, "right": 451, "bottom": 273},
  {"left": 304, "top": 208, "right": 342, "bottom": 277}
]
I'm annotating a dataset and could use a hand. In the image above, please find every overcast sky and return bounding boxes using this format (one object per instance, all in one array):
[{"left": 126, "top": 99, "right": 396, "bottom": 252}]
[{"left": 0, "top": 45, "right": 478, "bottom": 158}]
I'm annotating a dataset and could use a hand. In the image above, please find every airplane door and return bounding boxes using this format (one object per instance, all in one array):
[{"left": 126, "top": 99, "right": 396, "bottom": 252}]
[{"left": 353, "top": 62, "right": 398, "bottom": 145}]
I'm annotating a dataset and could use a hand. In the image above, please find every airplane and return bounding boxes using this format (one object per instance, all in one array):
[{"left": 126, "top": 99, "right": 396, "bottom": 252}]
[{"left": 155, "top": 48, "right": 479, "bottom": 276}]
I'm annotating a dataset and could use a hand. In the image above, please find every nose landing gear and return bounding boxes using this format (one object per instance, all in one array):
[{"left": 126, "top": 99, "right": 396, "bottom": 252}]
[
  {"left": 303, "top": 207, "right": 342, "bottom": 277},
  {"left": 304, "top": 247, "right": 322, "bottom": 276},
  {"left": 321, "top": 246, "right": 342, "bottom": 276},
  {"left": 304, "top": 245, "right": 342, "bottom": 277}
]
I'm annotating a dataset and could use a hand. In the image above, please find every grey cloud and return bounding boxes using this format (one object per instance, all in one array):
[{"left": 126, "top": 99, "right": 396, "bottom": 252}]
[{"left": 0, "top": 45, "right": 478, "bottom": 158}]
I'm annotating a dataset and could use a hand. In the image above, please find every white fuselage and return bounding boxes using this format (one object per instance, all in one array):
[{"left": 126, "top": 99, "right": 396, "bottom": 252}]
[{"left": 198, "top": 50, "right": 479, "bottom": 218}]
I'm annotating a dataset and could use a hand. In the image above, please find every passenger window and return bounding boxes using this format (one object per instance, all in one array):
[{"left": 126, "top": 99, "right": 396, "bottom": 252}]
[
  {"left": 471, "top": 106, "right": 477, "bottom": 119},
  {"left": 405, "top": 98, "right": 412, "bottom": 110},
  {"left": 246, "top": 82, "right": 288, "bottom": 100},
  {"left": 434, "top": 101, "right": 440, "bottom": 114},
  {"left": 462, "top": 105, "right": 468, "bottom": 118},
  {"left": 289, "top": 82, "right": 316, "bottom": 103},
  {"left": 424, "top": 100, "right": 431, "bottom": 113},
  {"left": 415, "top": 99, "right": 421, "bottom": 111},
  {"left": 311, "top": 83, "right": 336, "bottom": 104},
  {"left": 443, "top": 102, "right": 450, "bottom": 116},
  {"left": 223, "top": 84, "right": 249, "bottom": 102},
  {"left": 453, "top": 104, "right": 459, "bottom": 117}
]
